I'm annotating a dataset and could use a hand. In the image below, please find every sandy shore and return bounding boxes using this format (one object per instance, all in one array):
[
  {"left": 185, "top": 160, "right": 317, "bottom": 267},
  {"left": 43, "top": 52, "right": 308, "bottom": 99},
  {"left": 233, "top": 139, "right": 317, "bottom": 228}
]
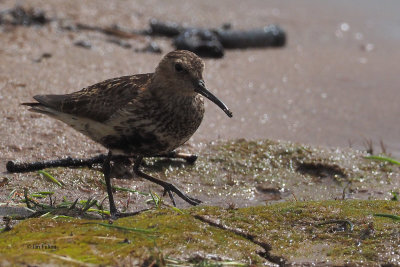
[{"left": 0, "top": 0, "right": 399, "bottom": 171}]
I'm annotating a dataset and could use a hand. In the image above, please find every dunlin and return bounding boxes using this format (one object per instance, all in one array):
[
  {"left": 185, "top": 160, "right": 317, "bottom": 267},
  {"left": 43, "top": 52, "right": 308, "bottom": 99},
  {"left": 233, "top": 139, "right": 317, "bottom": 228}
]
[{"left": 23, "top": 50, "right": 232, "bottom": 217}]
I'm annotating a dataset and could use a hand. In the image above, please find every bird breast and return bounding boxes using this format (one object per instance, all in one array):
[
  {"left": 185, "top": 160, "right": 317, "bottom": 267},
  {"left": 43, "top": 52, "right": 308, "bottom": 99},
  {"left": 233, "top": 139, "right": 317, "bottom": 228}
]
[
  {"left": 106, "top": 94, "right": 205, "bottom": 155},
  {"left": 150, "top": 94, "right": 205, "bottom": 147}
]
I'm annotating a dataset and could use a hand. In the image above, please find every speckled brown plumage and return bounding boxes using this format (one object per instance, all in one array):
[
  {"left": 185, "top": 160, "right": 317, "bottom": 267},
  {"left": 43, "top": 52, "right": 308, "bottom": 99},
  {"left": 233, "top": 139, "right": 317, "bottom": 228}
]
[
  {"left": 22, "top": 50, "right": 232, "bottom": 214},
  {"left": 31, "top": 74, "right": 151, "bottom": 122},
  {"left": 24, "top": 50, "right": 232, "bottom": 157}
]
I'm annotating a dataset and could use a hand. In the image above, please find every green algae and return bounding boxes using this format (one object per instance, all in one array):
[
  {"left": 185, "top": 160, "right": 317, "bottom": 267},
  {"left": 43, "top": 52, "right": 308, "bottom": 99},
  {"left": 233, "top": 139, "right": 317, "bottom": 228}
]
[
  {"left": 192, "top": 200, "right": 400, "bottom": 265},
  {"left": 0, "top": 209, "right": 262, "bottom": 266},
  {"left": 1, "top": 200, "right": 399, "bottom": 266},
  {"left": 1, "top": 139, "right": 400, "bottom": 265}
]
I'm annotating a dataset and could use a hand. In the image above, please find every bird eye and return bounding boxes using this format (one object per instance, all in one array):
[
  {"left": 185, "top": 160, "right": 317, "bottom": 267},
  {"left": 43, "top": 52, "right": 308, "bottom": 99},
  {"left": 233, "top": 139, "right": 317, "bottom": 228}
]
[{"left": 174, "top": 63, "right": 184, "bottom": 72}]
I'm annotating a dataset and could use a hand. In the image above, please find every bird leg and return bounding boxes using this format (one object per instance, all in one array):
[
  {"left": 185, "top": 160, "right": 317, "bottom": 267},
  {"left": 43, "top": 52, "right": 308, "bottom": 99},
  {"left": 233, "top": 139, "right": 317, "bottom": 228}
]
[
  {"left": 102, "top": 151, "right": 119, "bottom": 217},
  {"left": 133, "top": 156, "right": 202, "bottom": 206},
  {"left": 155, "top": 151, "right": 198, "bottom": 164},
  {"left": 6, "top": 151, "right": 201, "bottom": 214}
]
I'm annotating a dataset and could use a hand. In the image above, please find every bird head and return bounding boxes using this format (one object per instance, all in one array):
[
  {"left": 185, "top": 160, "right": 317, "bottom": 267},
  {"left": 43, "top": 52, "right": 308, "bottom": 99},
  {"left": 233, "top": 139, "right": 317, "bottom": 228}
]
[{"left": 153, "top": 50, "right": 232, "bottom": 118}]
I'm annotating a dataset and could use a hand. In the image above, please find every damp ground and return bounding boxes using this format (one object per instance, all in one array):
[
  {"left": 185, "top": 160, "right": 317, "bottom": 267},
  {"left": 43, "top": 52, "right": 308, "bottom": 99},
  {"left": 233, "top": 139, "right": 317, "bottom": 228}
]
[
  {"left": 1, "top": 139, "right": 399, "bottom": 265},
  {"left": 0, "top": 0, "right": 399, "bottom": 265}
]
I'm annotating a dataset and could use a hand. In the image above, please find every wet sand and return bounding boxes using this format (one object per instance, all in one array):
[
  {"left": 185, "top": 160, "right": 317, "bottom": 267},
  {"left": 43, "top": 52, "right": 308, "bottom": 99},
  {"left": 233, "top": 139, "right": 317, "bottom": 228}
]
[{"left": 0, "top": 0, "right": 399, "bottom": 169}]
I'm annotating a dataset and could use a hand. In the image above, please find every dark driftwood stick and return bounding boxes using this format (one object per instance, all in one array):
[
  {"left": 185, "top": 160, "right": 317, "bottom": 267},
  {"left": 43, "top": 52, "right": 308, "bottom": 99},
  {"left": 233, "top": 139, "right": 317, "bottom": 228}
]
[
  {"left": 148, "top": 18, "right": 183, "bottom": 36},
  {"left": 149, "top": 19, "right": 286, "bottom": 53},
  {"left": 6, "top": 155, "right": 108, "bottom": 173},
  {"left": 6, "top": 152, "right": 197, "bottom": 173},
  {"left": 216, "top": 25, "right": 286, "bottom": 48}
]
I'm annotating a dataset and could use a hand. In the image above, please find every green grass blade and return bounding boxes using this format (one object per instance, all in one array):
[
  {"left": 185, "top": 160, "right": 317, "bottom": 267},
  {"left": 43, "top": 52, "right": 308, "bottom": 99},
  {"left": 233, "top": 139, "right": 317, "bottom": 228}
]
[
  {"left": 220, "top": 261, "right": 247, "bottom": 266},
  {"left": 149, "top": 191, "right": 159, "bottom": 208},
  {"left": 84, "top": 222, "right": 156, "bottom": 234},
  {"left": 86, "top": 208, "right": 110, "bottom": 215},
  {"left": 31, "top": 191, "right": 55, "bottom": 198},
  {"left": 364, "top": 155, "right": 400, "bottom": 166},
  {"left": 38, "top": 170, "right": 63, "bottom": 187},
  {"left": 161, "top": 202, "right": 185, "bottom": 214},
  {"left": 40, "top": 211, "right": 52, "bottom": 217},
  {"left": 52, "top": 215, "right": 74, "bottom": 219},
  {"left": 37, "top": 191, "right": 55, "bottom": 195},
  {"left": 169, "top": 206, "right": 184, "bottom": 214},
  {"left": 100, "top": 180, "right": 149, "bottom": 196},
  {"left": 374, "top": 213, "right": 400, "bottom": 221},
  {"left": 31, "top": 194, "right": 46, "bottom": 198},
  {"left": 8, "top": 189, "right": 17, "bottom": 199}
]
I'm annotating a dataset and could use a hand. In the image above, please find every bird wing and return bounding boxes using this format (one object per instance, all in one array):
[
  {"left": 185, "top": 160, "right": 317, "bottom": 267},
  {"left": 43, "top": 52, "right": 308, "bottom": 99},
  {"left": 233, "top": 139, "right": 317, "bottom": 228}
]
[{"left": 28, "top": 73, "right": 153, "bottom": 122}]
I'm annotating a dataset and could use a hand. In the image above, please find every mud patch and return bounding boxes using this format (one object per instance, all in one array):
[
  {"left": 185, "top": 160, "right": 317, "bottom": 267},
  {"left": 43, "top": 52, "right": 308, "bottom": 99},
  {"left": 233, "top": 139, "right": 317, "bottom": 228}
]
[
  {"left": 256, "top": 183, "right": 283, "bottom": 200},
  {"left": 296, "top": 162, "right": 347, "bottom": 179}
]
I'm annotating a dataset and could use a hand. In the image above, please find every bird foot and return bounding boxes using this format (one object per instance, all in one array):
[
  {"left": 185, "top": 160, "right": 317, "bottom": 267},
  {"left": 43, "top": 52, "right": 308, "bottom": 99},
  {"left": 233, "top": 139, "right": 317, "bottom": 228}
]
[
  {"left": 162, "top": 182, "right": 202, "bottom": 206},
  {"left": 134, "top": 156, "right": 202, "bottom": 206}
]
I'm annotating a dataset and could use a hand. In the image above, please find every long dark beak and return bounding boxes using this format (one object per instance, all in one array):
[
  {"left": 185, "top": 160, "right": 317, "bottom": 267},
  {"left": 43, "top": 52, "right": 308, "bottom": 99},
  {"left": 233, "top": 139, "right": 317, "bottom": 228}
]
[{"left": 195, "top": 80, "right": 233, "bottom": 118}]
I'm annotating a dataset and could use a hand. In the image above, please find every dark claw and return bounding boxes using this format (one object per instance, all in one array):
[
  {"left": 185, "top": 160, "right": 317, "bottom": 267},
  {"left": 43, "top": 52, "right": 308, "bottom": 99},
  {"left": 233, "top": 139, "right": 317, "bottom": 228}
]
[
  {"left": 111, "top": 211, "right": 121, "bottom": 220},
  {"left": 185, "top": 154, "right": 198, "bottom": 164},
  {"left": 188, "top": 196, "right": 202, "bottom": 205},
  {"left": 69, "top": 198, "right": 79, "bottom": 210},
  {"left": 162, "top": 188, "right": 177, "bottom": 206},
  {"left": 163, "top": 182, "right": 201, "bottom": 206},
  {"left": 166, "top": 190, "right": 176, "bottom": 207}
]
